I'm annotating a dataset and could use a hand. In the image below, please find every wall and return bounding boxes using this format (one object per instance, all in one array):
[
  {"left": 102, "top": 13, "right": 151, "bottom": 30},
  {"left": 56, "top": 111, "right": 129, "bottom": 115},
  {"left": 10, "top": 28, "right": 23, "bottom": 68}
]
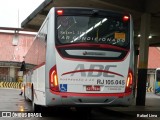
[{"left": 0, "top": 32, "right": 35, "bottom": 81}]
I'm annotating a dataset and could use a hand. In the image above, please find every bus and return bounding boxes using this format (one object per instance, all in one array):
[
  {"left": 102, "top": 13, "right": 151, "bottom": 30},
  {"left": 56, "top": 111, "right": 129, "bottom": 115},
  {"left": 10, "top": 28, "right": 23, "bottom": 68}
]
[
  {"left": 155, "top": 68, "right": 160, "bottom": 95},
  {"left": 22, "top": 7, "right": 135, "bottom": 111}
]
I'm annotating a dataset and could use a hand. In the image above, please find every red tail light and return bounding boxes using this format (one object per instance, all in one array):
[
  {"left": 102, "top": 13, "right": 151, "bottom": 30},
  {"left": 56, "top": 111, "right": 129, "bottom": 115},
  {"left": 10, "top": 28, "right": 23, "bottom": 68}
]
[
  {"left": 57, "top": 10, "right": 63, "bottom": 15},
  {"left": 123, "top": 15, "right": 129, "bottom": 22},
  {"left": 49, "top": 65, "right": 59, "bottom": 91},
  {"left": 125, "top": 69, "right": 133, "bottom": 92}
]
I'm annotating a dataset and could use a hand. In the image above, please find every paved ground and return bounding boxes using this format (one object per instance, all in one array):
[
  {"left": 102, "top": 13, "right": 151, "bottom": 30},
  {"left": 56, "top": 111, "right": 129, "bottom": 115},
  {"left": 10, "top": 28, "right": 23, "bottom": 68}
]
[
  {"left": 106, "top": 92, "right": 160, "bottom": 120},
  {"left": 0, "top": 88, "right": 31, "bottom": 111},
  {"left": 0, "top": 88, "right": 160, "bottom": 120}
]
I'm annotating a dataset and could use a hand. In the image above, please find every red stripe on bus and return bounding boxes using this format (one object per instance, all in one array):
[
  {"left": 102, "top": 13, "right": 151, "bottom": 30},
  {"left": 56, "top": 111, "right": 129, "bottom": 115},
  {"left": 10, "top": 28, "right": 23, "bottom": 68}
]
[
  {"left": 50, "top": 90, "right": 131, "bottom": 97},
  {"left": 61, "top": 69, "right": 124, "bottom": 77}
]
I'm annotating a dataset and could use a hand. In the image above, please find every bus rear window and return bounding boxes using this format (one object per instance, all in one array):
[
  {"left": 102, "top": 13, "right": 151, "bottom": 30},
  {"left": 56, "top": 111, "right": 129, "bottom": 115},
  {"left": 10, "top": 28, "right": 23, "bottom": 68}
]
[{"left": 57, "top": 16, "right": 129, "bottom": 47}]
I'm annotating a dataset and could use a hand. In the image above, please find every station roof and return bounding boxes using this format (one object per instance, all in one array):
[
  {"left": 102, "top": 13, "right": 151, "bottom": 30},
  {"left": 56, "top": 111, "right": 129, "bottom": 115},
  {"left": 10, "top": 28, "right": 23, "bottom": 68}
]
[{"left": 21, "top": 0, "right": 160, "bottom": 46}]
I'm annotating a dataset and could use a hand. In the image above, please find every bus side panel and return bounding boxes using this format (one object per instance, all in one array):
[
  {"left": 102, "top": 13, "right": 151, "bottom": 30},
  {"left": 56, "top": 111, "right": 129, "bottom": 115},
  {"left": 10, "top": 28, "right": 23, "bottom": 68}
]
[
  {"left": 129, "top": 15, "right": 135, "bottom": 97},
  {"left": 24, "top": 73, "right": 32, "bottom": 100},
  {"left": 37, "top": 65, "right": 45, "bottom": 92},
  {"left": 33, "top": 65, "right": 46, "bottom": 105},
  {"left": 44, "top": 8, "right": 59, "bottom": 105},
  {"left": 24, "top": 65, "right": 46, "bottom": 106}
]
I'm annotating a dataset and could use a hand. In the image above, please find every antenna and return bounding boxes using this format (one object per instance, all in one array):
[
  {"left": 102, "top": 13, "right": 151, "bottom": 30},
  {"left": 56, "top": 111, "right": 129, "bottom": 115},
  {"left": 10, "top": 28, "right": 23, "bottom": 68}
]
[{"left": 18, "top": 9, "right": 19, "bottom": 28}]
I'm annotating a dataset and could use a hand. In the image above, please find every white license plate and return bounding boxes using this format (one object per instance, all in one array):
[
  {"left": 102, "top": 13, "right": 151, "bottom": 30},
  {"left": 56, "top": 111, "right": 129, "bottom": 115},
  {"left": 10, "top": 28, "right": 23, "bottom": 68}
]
[{"left": 86, "top": 86, "right": 100, "bottom": 91}]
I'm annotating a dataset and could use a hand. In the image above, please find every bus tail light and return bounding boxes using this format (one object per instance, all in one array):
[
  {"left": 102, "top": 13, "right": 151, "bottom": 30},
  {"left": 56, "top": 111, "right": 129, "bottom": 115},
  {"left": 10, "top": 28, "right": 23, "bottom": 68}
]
[
  {"left": 49, "top": 66, "right": 59, "bottom": 91},
  {"left": 125, "top": 69, "right": 133, "bottom": 93},
  {"left": 57, "top": 10, "right": 64, "bottom": 15},
  {"left": 123, "top": 15, "right": 129, "bottom": 22}
]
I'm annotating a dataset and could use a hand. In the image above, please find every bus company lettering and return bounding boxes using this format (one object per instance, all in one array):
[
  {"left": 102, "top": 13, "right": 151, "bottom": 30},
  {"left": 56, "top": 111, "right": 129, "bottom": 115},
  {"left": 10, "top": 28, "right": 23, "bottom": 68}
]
[
  {"left": 71, "top": 64, "right": 117, "bottom": 77},
  {"left": 60, "top": 36, "right": 125, "bottom": 43}
]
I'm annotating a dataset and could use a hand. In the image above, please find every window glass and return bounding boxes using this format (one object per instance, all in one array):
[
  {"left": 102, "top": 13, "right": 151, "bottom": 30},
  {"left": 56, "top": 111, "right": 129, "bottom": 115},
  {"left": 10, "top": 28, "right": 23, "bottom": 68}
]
[{"left": 57, "top": 16, "right": 129, "bottom": 47}]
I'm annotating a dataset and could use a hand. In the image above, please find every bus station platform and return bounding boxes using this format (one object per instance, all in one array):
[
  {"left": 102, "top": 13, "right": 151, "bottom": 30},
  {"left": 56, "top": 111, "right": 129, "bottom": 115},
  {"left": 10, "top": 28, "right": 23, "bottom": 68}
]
[{"left": 106, "top": 92, "right": 160, "bottom": 119}]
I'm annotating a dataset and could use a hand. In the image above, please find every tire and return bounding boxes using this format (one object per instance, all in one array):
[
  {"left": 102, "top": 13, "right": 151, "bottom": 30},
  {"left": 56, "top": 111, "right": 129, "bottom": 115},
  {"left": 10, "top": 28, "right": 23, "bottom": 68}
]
[
  {"left": 24, "top": 86, "right": 30, "bottom": 101},
  {"left": 32, "top": 101, "right": 41, "bottom": 112},
  {"left": 31, "top": 86, "right": 43, "bottom": 112}
]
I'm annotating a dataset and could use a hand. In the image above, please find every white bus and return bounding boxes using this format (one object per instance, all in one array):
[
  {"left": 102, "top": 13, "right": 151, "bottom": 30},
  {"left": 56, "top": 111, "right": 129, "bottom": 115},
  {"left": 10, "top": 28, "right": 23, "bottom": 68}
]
[{"left": 23, "top": 7, "right": 135, "bottom": 111}]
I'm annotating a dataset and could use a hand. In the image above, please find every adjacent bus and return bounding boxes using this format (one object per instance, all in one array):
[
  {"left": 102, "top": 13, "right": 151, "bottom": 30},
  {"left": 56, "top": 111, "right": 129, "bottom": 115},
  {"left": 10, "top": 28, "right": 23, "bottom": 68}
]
[
  {"left": 23, "top": 7, "right": 135, "bottom": 111},
  {"left": 155, "top": 68, "right": 160, "bottom": 94}
]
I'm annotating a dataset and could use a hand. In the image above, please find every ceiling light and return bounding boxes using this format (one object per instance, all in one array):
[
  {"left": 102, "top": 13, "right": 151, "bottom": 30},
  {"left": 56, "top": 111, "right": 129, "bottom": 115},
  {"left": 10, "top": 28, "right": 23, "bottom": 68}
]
[
  {"left": 148, "top": 35, "right": 152, "bottom": 39},
  {"left": 138, "top": 34, "right": 141, "bottom": 37}
]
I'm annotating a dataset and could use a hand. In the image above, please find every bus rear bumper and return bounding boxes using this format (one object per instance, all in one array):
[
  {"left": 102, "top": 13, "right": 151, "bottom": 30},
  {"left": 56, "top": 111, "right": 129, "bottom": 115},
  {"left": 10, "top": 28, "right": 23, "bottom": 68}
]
[{"left": 45, "top": 89, "right": 134, "bottom": 107}]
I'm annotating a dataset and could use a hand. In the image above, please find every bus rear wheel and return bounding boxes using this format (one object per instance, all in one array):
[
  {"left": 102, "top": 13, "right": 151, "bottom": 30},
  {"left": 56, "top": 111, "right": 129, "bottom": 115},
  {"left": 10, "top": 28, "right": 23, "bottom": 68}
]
[
  {"left": 31, "top": 87, "right": 41, "bottom": 112},
  {"left": 24, "top": 86, "right": 30, "bottom": 101}
]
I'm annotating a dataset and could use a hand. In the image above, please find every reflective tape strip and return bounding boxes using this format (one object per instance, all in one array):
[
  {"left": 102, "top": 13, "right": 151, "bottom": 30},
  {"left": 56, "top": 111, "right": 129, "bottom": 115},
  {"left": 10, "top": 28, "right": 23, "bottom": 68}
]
[
  {"left": 146, "top": 86, "right": 153, "bottom": 92},
  {"left": 0, "top": 82, "right": 22, "bottom": 89}
]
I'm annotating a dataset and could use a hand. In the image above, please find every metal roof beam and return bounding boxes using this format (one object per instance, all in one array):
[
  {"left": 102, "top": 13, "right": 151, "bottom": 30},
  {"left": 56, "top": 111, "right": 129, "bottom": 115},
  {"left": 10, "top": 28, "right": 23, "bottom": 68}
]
[
  {"left": 22, "top": 24, "right": 40, "bottom": 31},
  {"left": 21, "top": 0, "right": 52, "bottom": 30},
  {"left": 40, "top": 10, "right": 49, "bottom": 16},
  {"left": 91, "top": 0, "right": 145, "bottom": 13}
]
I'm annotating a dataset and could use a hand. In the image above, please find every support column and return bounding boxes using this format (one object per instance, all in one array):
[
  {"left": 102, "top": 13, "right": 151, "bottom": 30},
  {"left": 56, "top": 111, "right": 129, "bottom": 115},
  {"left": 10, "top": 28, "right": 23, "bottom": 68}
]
[
  {"left": 136, "top": 13, "right": 151, "bottom": 106},
  {"left": 9, "top": 67, "right": 16, "bottom": 82},
  {"left": 134, "top": 45, "right": 139, "bottom": 97}
]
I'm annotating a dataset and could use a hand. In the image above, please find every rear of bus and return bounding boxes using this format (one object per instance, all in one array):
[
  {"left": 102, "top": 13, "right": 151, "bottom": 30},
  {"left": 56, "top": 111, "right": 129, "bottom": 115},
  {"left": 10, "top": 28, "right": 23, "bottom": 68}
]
[{"left": 48, "top": 7, "right": 134, "bottom": 106}]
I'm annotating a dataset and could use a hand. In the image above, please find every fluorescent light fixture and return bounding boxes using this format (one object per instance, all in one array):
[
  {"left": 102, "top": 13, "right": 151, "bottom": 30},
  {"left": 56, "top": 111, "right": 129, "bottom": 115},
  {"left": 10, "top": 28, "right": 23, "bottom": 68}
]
[
  {"left": 0, "top": 30, "right": 14, "bottom": 33},
  {"left": 72, "top": 18, "right": 108, "bottom": 42},
  {"left": 0, "top": 29, "right": 37, "bottom": 35},
  {"left": 19, "top": 31, "right": 37, "bottom": 35},
  {"left": 80, "top": 33, "right": 85, "bottom": 38},
  {"left": 102, "top": 18, "right": 107, "bottom": 23},
  {"left": 94, "top": 21, "right": 101, "bottom": 28},
  {"left": 138, "top": 34, "right": 153, "bottom": 39},
  {"left": 148, "top": 35, "right": 152, "bottom": 39},
  {"left": 57, "top": 25, "right": 61, "bottom": 29},
  {"left": 86, "top": 27, "right": 93, "bottom": 34}
]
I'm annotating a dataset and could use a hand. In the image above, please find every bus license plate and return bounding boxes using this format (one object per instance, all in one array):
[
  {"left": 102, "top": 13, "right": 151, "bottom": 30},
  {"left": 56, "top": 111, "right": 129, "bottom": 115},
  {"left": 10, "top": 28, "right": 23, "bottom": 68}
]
[{"left": 86, "top": 86, "right": 100, "bottom": 91}]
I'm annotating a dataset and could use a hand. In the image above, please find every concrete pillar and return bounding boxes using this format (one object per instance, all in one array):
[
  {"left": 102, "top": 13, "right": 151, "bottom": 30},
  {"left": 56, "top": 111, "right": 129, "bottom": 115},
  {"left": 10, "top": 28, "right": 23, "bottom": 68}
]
[
  {"left": 136, "top": 13, "right": 151, "bottom": 106},
  {"left": 9, "top": 67, "right": 16, "bottom": 82},
  {"left": 134, "top": 45, "right": 139, "bottom": 97}
]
